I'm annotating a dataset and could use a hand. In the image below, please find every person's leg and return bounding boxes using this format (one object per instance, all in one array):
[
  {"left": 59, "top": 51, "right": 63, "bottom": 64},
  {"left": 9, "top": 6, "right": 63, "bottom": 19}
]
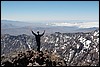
[
  {"left": 37, "top": 42, "right": 40, "bottom": 52},
  {"left": 38, "top": 44, "right": 40, "bottom": 52}
]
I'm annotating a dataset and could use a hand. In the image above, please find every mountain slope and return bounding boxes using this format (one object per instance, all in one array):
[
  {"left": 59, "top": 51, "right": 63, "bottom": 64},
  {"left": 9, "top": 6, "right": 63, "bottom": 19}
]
[{"left": 1, "top": 29, "right": 99, "bottom": 66}]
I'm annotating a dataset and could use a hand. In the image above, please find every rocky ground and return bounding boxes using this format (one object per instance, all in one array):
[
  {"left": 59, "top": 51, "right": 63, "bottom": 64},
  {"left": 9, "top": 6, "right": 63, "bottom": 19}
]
[
  {"left": 1, "top": 49, "right": 66, "bottom": 66},
  {"left": 1, "top": 29, "right": 99, "bottom": 66}
]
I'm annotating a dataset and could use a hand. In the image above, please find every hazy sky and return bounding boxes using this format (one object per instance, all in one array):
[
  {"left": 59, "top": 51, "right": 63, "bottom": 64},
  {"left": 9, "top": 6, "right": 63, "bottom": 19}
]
[{"left": 1, "top": 1, "right": 99, "bottom": 22}]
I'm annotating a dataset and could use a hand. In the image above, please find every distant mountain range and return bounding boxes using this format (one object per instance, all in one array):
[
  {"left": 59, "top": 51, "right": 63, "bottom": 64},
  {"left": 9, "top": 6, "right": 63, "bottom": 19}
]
[
  {"left": 1, "top": 20, "right": 33, "bottom": 28},
  {"left": 1, "top": 20, "right": 99, "bottom": 35},
  {"left": 1, "top": 28, "right": 99, "bottom": 56}
]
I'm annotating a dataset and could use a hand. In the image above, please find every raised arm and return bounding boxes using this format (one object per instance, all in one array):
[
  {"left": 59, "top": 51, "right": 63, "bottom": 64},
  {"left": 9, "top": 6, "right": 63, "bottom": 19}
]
[
  {"left": 31, "top": 30, "right": 37, "bottom": 36},
  {"left": 40, "top": 30, "right": 45, "bottom": 36}
]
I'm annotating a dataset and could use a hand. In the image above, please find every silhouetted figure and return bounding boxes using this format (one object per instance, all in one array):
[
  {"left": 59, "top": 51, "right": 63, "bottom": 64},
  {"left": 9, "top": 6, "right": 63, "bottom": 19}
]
[{"left": 31, "top": 30, "right": 45, "bottom": 52}]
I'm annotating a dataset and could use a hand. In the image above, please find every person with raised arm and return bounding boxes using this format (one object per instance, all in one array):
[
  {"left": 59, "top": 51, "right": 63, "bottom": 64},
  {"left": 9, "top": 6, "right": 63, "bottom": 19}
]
[{"left": 31, "top": 30, "right": 45, "bottom": 52}]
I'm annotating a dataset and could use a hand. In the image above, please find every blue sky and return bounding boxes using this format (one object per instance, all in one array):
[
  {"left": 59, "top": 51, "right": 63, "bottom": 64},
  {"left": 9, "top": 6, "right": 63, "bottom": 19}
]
[{"left": 1, "top": 1, "right": 99, "bottom": 22}]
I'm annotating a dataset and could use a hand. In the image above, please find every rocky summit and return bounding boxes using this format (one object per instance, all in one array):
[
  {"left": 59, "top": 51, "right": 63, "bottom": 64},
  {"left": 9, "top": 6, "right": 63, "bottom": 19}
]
[
  {"left": 1, "top": 29, "right": 99, "bottom": 66},
  {"left": 1, "top": 49, "right": 66, "bottom": 66}
]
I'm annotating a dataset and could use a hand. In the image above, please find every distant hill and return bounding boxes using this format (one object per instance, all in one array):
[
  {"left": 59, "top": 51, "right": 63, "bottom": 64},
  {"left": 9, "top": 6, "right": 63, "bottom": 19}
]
[
  {"left": 75, "top": 27, "right": 99, "bottom": 32},
  {"left": 1, "top": 20, "right": 99, "bottom": 35},
  {"left": 1, "top": 23, "right": 16, "bottom": 29},
  {"left": 1, "top": 20, "right": 32, "bottom": 28},
  {"left": 1, "top": 26, "right": 98, "bottom": 35}
]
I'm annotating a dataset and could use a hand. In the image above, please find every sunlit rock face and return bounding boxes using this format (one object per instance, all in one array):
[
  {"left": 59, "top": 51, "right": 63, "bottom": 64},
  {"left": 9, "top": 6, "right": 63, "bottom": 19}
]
[{"left": 1, "top": 29, "right": 99, "bottom": 66}]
